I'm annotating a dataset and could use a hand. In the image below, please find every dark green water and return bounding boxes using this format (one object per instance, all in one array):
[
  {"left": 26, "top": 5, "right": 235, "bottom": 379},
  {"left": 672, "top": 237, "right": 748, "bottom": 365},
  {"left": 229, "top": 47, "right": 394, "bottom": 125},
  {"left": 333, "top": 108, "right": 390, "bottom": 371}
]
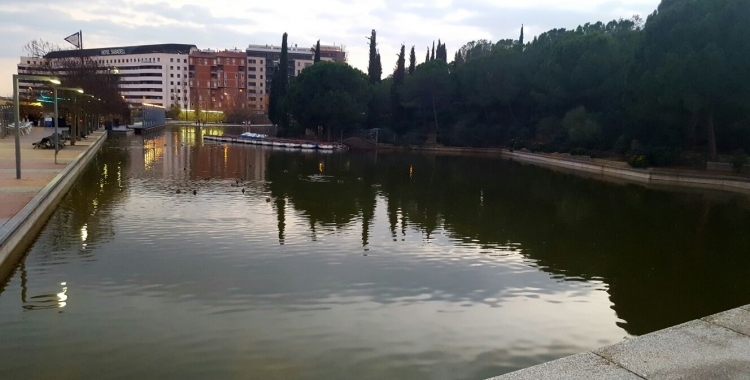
[{"left": 1, "top": 125, "right": 750, "bottom": 380}]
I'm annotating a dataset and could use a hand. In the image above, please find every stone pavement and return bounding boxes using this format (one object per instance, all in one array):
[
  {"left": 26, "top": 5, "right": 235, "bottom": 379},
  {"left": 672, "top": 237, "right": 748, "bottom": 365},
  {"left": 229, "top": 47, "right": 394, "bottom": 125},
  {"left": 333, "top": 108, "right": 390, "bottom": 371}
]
[
  {"left": 0, "top": 127, "right": 105, "bottom": 229},
  {"left": 488, "top": 305, "right": 750, "bottom": 380}
]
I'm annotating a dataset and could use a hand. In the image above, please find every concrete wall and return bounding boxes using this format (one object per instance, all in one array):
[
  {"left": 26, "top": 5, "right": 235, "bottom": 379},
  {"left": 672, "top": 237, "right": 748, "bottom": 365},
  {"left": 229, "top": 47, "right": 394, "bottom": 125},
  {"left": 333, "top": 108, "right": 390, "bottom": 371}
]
[
  {"left": 0, "top": 132, "right": 108, "bottom": 276},
  {"left": 503, "top": 150, "right": 750, "bottom": 194}
]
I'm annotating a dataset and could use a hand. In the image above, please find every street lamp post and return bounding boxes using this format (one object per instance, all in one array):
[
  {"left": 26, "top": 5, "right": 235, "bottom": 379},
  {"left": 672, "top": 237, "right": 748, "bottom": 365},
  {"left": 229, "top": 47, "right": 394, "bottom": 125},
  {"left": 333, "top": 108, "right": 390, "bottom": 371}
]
[
  {"left": 12, "top": 74, "right": 60, "bottom": 179},
  {"left": 53, "top": 87, "right": 84, "bottom": 164}
]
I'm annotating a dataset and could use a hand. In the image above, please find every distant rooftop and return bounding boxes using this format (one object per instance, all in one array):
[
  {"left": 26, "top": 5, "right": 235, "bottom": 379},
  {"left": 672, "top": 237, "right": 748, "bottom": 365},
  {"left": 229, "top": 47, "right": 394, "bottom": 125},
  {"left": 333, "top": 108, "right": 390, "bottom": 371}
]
[
  {"left": 44, "top": 44, "right": 198, "bottom": 59},
  {"left": 246, "top": 44, "right": 314, "bottom": 53}
]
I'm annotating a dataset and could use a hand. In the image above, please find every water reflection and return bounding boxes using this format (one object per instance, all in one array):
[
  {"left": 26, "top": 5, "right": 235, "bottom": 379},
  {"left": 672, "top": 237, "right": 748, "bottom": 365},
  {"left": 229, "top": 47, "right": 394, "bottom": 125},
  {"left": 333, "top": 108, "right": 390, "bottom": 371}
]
[{"left": 0, "top": 125, "right": 749, "bottom": 380}]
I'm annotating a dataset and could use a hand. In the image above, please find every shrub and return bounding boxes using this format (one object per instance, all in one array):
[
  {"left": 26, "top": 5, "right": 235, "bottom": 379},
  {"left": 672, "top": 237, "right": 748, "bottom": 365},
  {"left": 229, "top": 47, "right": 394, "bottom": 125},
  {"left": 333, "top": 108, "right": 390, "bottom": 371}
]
[
  {"left": 732, "top": 150, "right": 748, "bottom": 173},
  {"left": 627, "top": 155, "right": 649, "bottom": 168},
  {"left": 570, "top": 147, "right": 588, "bottom": 156},
  {"left": 509, "top": 138, "right": 525, "bottom": 150},
  {"left": 646, "top": 146, "right": 679, "bottom": 167},
  {"left": 563, "top": 106, "right": 602, "bottom": 148},
  {"left": 531, "top": 142, "right": 548, "bottom": 153},
  {"left": 613, "top": 135, "right": 629, "bottom": 155}
]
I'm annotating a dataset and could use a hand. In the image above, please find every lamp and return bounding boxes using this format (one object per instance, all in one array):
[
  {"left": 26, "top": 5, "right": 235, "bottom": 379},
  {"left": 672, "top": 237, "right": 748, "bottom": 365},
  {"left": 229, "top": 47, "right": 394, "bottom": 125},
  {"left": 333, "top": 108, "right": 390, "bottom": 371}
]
[
  {"left": 52, "top": 86, "right": 84, "bottom": 164},
  {"left": 12, "top": 74, "right": 60, "bottom": 179}
]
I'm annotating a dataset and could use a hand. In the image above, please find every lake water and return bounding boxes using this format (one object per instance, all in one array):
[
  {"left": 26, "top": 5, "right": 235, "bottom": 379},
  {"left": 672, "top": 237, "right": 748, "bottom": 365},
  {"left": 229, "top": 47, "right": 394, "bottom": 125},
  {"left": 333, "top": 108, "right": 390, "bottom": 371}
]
[{"left": 1, "top": 125, "right": 750, "bottom": 380}]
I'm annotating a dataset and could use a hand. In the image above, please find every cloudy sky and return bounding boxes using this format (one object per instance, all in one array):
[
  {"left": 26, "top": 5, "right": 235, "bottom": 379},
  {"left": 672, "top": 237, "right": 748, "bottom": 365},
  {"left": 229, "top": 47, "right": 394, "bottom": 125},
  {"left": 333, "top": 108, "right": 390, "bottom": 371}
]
[{"left": 1, "top": 0, "right": 660, "bottom": 96}]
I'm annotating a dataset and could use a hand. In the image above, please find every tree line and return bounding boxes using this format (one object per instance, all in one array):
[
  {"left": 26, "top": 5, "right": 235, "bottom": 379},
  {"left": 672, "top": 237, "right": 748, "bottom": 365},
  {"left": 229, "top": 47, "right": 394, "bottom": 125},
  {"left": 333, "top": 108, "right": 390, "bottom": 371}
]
[{"left": 273, "top": 0, "right": 750, "bottom": 167}]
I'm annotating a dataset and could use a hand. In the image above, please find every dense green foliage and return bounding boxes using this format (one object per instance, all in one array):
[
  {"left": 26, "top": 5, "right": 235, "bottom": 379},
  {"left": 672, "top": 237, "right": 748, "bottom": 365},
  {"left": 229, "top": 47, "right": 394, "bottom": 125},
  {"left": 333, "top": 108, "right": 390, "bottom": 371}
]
[
  {"left": 286, "top": 62, "right": 371, "bottom": 140},
  {"left": 279, "top": 0, "right": 750, "bottom": 165}
]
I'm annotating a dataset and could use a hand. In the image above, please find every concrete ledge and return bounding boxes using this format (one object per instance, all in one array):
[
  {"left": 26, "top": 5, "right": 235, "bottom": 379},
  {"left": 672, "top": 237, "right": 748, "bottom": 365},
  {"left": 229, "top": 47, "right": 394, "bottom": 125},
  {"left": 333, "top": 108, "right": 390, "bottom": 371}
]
[
  {"left": 0, "top": 131, "right": 108, "bottom": 273},
  {"left": 502, "top": 150, "right": 750, "bottom": 194},
  {"left": 486, "top": 352, "right": 642, "bottom": 380},
  {"left": 488, "top": 305, "right": 750, "bottom": 380}
]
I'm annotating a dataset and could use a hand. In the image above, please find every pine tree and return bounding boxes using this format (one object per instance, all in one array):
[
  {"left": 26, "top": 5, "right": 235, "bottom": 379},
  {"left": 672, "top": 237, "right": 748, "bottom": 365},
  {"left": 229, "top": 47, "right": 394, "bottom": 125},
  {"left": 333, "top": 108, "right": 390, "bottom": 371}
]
[
  {"left": 314, "top": 40, "right": 321, "bottom": 63},
  {"left": 408, "top": 46, "right": 416, "bottom": 75},
  {"left": 367, "top": 30, "right": 381, "bottom": 83}
]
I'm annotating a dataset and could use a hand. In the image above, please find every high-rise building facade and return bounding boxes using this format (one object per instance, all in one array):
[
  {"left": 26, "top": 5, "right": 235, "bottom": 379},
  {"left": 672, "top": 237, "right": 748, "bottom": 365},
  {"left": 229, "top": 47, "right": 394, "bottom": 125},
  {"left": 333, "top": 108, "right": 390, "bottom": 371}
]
[
  {"left": 245, "top": 44, "right": 312, "bottom": 112},
  {"left": 188, "top": 49, "right": 247, "bottom": 112},
  {"left": 18, "top": 44, "right": 197, "bottom": 109}
]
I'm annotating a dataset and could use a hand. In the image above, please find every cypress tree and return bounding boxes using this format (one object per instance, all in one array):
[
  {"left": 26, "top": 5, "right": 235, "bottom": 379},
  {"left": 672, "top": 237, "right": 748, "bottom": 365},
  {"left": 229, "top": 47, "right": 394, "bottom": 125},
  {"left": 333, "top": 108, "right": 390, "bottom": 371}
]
[
  {"left": 367, "top": 30, "right": 381, "bottom": 83},
  {"left": 426, "top": 47, "right": 430, "bottom": 63},
  {"left": 518, "top": 24, "right": 524, "bottom": 51},
  {"left": 391, "top": 44, "right": 406, "bottom": 130},
  {"left": 454, "top": 50, "right": 464, "bottom": 67},
  {"left": 408, "top": 46, "right": 416, "bottom": 75},
  {"left": 431, "top": 41, "right": 435, "bottom": 61},
  {"left": 314, "top": 40, "right": 321, "bottom": 63},
  {"left": 375, "top": 52, "right": 382, "bottom": 82},
  {"left": 269, "top": 32, "right": 289, "bottom": 127},
  {"left": 268, "top": 33, "right": 289, "bottom": 127}
]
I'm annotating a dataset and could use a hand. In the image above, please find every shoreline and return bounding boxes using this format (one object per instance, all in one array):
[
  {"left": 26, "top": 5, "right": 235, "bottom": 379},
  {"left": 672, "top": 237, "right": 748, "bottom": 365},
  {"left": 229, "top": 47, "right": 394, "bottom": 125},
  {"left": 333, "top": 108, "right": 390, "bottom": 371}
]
[
  {"left": 0, "top": 130, "right": 108, "bottom": 275},
  {"left": 487, "top": 304, "right": 750, "bottom": 379},
  {"left": 376, "top": 144, "right": 750, "bottom": 195}
]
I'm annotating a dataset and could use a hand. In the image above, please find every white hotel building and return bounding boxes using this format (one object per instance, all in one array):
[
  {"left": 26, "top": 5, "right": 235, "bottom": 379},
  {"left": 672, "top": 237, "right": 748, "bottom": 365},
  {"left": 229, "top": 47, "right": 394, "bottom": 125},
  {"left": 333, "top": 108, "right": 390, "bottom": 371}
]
[{"left": 18, "top": 44, "right": 197, "bottom": 109}]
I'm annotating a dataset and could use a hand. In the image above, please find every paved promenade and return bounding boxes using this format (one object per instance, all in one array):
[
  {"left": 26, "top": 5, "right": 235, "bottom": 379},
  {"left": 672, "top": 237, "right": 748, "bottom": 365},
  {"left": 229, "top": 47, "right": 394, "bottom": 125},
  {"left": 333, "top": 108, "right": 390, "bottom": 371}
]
[
  {"left": 0, "top": 127, "right": 106, "bottom": 267},
  {"left": 489, "top": 305, "right": 750, "bottom": 380}
]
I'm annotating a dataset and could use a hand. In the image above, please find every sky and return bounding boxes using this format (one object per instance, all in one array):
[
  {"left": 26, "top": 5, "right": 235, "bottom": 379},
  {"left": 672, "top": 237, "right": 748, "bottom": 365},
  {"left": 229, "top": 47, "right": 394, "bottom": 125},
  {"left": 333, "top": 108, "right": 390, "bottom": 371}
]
[{"left": 0, "top": 0, "right": 661, "bottom": 97}]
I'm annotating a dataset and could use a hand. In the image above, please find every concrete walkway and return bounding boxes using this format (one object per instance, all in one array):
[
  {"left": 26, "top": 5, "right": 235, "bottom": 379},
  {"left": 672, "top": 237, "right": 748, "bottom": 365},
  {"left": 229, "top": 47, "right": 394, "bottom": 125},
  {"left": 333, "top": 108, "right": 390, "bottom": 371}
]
[
  {"left": 0, "top": 127, "right": 106, "bottom": 270},
  {"left": 488, "top": 305, "right": 750, "bottom": 380}
]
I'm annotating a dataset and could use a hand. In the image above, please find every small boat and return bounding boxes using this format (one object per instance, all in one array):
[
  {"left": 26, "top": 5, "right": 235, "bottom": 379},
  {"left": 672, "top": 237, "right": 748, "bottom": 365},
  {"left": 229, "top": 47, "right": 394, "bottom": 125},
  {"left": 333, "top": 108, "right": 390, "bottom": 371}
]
[
  {"left": 272, "top": 141, "right": 285, "bottom": 147},
  {"left": 318, "top": 144, "right": 334, "bottom": 150},
  {"left": 301, "top": 143, "right": 317, "bottom": 149}
]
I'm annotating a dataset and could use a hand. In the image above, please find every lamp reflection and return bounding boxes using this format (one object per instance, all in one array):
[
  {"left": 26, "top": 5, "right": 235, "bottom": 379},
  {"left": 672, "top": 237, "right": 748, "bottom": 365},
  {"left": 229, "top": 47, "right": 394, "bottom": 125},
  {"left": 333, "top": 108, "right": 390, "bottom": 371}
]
[{"left": 58, "top": 282, "right": 68, "bottom": 308}]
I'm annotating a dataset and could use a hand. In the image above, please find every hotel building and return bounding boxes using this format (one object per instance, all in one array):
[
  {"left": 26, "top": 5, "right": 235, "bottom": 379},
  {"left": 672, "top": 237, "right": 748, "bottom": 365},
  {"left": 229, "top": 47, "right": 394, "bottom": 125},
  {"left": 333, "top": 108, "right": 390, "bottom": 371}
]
[{"left": 17, "top": 43, "right": 198, "bottom": 109}]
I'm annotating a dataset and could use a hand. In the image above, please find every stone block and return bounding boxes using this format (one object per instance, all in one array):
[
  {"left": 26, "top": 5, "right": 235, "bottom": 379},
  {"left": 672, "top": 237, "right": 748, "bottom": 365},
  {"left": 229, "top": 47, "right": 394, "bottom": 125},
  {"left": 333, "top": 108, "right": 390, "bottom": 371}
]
[
  {"left": 486, "top": 352, "right": 641, "bottom": 380},
  {"left": 595, "top": 320, "right": 750, "bottom": 379}
]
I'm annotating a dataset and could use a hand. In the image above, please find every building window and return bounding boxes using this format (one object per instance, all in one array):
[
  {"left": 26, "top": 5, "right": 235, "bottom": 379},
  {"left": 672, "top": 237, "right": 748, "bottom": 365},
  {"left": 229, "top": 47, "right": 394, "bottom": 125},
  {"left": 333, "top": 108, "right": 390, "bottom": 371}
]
[
  {"left": 170, "top": 66, "right": 173, "bottom": 70},
  {"left": 249, "top": 59, "right": 256, "bottom": 64},
  {"left": 170, "top": 74, "right": 174, "bottom": 77},
  {"left": 249, "top": 67, "right": 256, "bottom": 72},
  {"left": 170, "top": 58, "right": 174, "bottom": 62},
  {"left": 260, "top": 75, "right": 263, "bottom": 79},
  {"left": 158, "top": 58, "right": 160, "bottom": 62},
  {"left": 249, "top": 74, "right": 256, "bottom": 79},
  {"left": 184, "top": 59, "right": 187, "bottom": 63},
  {"left": 171, "top": 89, "right": 174, "bottom": 93},
  {"left": 171, "top": 81, "right": 174, "bottom": 85},
  {"left": 177, "top": 74, "right": 180, "bottom": 78}
]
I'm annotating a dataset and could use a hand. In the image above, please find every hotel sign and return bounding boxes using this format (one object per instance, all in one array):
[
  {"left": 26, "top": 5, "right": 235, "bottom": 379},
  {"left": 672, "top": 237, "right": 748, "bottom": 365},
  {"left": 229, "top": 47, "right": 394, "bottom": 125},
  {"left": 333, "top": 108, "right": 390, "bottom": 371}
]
[{"left": 101, "top": 49, "right": 126, "bottom": 56}]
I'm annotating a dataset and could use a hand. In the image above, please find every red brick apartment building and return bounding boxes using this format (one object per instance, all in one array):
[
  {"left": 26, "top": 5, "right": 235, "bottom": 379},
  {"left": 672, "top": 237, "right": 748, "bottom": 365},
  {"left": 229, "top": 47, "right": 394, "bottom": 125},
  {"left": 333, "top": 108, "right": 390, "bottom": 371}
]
[{"left": 189, "top": 49, "right": 247, "bottom": 112}]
